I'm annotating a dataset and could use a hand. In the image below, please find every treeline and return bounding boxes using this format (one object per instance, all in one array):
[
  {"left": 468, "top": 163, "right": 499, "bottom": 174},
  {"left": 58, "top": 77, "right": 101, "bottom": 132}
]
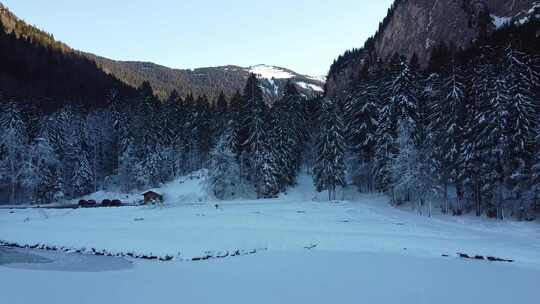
[
  {"left": 0, "top": 17, "right": 136, "bottom": 113},
  {"left": 0, "top": 76, "right": 323, "bottom": 204}
]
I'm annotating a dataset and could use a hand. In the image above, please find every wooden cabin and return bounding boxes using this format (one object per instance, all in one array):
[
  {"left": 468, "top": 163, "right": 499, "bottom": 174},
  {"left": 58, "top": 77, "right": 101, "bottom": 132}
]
[{"left": 141, "top": 190, "right": 164, "bottom": 205}]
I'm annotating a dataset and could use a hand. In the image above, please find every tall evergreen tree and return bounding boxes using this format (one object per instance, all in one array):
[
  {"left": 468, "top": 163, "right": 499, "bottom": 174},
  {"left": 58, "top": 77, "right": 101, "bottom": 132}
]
[
  {"left": 374, "top": 55, "right": 418, "bottom": 196},
  {"left": 206, "top": 131, "right": 243, "bottom": 200},
  {"left": 431, "top": 60, "right": 467, "bottom": 212},
  {"left": 242, "top": 74, "right": 271, "bottom": 197},
  {"left": 391, "top": 119, "right": 438, "bottom": 216},
  {"left": 0, "top": 102, "right": 31, "bottom": 204},
  {"left": 313, "top": 99, "right": 346, "bottom": 201},
  {"left": 345, "top": 78, "right": 378, "bottom": 191},
  {"left": 503, "top": 47, "right": 538, "bottom": 196},
  {"left": 271, "top": 81, "right": 306, "bottom": 189}
]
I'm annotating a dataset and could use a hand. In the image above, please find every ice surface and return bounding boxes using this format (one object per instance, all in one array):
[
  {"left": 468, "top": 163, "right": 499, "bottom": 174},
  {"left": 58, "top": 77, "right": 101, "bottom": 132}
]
[
  {"left": 1, "top": 250, "right": 539, "bottom": 304},
  {"left": 0, "top": 246, "right": 132, "bottom": 272}
]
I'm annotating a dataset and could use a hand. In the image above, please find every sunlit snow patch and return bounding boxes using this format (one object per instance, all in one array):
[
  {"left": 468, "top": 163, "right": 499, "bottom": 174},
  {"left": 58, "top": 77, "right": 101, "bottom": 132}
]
[{"left": 249, "top": 65, "right": 294, "bottom": 79}]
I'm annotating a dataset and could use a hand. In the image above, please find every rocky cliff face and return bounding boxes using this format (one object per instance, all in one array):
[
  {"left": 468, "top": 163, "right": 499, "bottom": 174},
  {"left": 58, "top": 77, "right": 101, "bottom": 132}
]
[
  {"left": 372, "top": 0, "right": 533, "bottom": 64},
  {"left": 326, "top": 0, "right": 537, "bottom": 100}
]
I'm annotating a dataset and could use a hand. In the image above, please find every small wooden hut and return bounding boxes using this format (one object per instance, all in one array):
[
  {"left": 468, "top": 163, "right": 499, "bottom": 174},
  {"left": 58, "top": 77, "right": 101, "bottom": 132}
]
[{"left": 141, "top": 190, "right": 164, "bottom": 205}]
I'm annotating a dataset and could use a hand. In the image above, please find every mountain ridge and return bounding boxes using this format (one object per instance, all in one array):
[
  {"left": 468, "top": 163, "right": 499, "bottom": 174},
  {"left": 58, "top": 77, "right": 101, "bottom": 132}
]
[
  {"left": 0, "top": 2, "right": 324, "bottom": 103},
  {"left": 88, "top": 53, "right": 325, "bottom": 101}
]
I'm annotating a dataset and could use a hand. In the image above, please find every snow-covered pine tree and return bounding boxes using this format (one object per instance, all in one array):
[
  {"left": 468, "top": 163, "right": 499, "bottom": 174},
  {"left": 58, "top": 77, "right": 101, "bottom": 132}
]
[
  {"left": 28, "top": 137, "right": 63, "bottom": 204},
  {"left": 345, "top": 79, "right": 378, "bottom": 192},
  {"left": 228, "top": 90, "right": 244, "bottom": 158},
  {"left": 160, "top": 90, "right": 185, "bottom": 177},
  {"left": 259, "top": 142, "right": 280, "bottom": 198},
  {"left": 118, "top": 145, "right": 145, "bottom": 192},
  {"left": 206, "top": 131, "right": 243, "bottom": 200},
  {"left": 54, "top": 106, "right": 87, "bottom": 198},
  {"left": 242, "top": 74, "right": 271, "bottom": 197},
  {"left": 215, "top": 91, "right": 229, "bottom": 132},
  {"left": 270, "top": 104, "right": 294, "bottom": 190},
  {"left": 142, "top": 149, "right": 169, "bottom": 188},
  {"left": 0, "top": 102, "right": 31, "bottom": 204},
  {"left": 390, "top": 119, "right": 438, "bottom": 216},
  {"left": 71, "top": 149, "right": 94, "bottom": 197},
  {"left": 194, "top": 95, "right": 213, "bottom": 168},
  {"left": 503, "top": 47, "right": 538, "bottom": 196},
  {"left": 180, "top": 93, "right": 199, "bottom": 173},
  {"left": 271, "top": 81, "right": 305, "bottom": 189},
  {"left": 303, "top": 96, "right": 322, "bottom": 175},
  {"left": 477, "top": 74, "right": 512, "bottom": 219},
  {"left": 84, "top": 110, "right": 116, "bottom": 192},
  {"left": 431, "top": 60, "right": 467, "bottom": 213},
  {"left": 313, "top": 98, "right": 346, "bottom": 201},
  {"left": 374, "top": 55, "right": 419, "bottom": 197},
  {"left": 462, "top": 58, "right": 493, "bottom": 216},
  {"left": 373, "top": 100, "right": 396, "bottom": 195},
  {"left": 283, "top": 82, "right": 307, "bottom": 175},
  {"left": 532, "top": 128, "right": 540, "bottom": 205}
]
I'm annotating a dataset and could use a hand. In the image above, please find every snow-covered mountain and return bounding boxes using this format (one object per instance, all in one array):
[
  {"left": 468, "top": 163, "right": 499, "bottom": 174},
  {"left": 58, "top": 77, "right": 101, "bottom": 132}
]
[
  {"left": 246, "top": 64, "right": 325, "bottom": 100},
  {"left": 89, "top": 55, "right": 326, "bottom": 101}
]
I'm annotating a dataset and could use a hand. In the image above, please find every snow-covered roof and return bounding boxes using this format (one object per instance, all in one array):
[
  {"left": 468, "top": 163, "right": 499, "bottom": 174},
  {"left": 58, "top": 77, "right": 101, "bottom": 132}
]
[{"left": 140, "top": 190, "right": 163, "bottom": 196}]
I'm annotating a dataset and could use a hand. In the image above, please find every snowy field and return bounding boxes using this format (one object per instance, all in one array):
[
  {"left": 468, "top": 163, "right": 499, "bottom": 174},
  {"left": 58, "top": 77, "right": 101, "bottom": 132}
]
[{"left": 1, "top": 174, "right": 540, "bottom": 303}]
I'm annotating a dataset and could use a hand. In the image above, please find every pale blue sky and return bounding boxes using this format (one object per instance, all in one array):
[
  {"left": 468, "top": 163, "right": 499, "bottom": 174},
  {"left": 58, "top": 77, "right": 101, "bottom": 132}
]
[{"left": 3, "top": 0, "right": 393, "bottom": 76}]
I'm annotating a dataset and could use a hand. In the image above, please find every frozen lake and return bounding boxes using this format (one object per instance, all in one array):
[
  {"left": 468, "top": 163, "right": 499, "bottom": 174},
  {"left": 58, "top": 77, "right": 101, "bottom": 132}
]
[
  {"left": 1, "top": 246, "right": 539, "bottom": 304},
  {"left": 0, "top": 246, "right": 132, "bottom": 272}
]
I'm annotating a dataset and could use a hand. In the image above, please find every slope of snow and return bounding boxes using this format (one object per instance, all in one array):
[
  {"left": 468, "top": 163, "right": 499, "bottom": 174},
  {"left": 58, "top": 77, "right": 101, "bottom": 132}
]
[
  {"left": 296, "top": 81, "right": 324, "bottom": 92},
  {"left": 491, "top": 14, "right": 512, "bottom": 29},
  {"left": 249, "top": 64, "right": 294, "bottom": 79},
  {"left": 306, "top": 75, "right": 327, "bottom": 83},
  {"left": 66, "top": 170, "right": 210, "bottom": 206}
]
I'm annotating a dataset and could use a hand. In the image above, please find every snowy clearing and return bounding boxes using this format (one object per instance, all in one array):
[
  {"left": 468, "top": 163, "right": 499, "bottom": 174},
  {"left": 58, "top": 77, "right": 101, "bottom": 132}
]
[
  {"left": 1, "top": 174, "right": 540, "bottom": 303},
  {"left": 1, "top": 175, "right": 539, "bottom": 264}
]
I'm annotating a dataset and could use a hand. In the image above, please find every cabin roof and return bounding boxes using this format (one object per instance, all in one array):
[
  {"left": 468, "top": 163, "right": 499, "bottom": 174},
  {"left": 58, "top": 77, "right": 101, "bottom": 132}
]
[{"left": 140, "top": 190, "right": 163, "bottom": 196}]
